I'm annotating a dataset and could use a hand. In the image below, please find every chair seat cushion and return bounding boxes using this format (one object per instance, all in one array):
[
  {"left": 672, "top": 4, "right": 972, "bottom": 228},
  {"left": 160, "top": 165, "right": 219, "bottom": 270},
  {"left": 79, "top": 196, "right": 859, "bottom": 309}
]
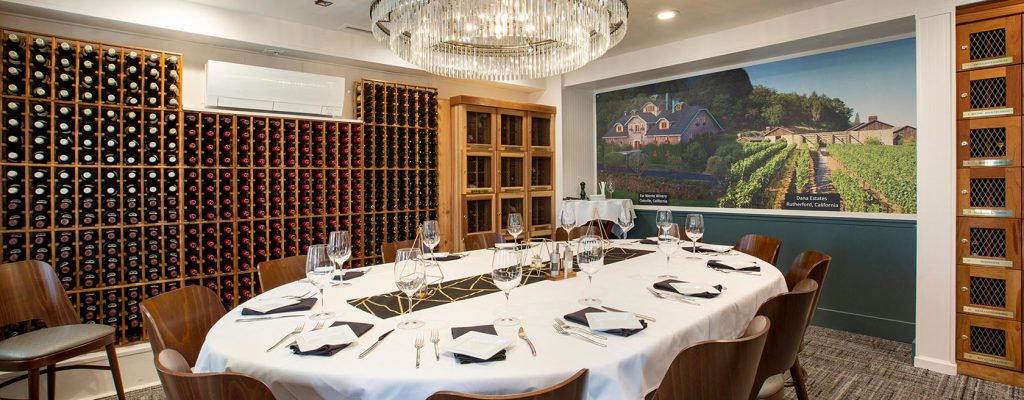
[
  {"left": 757, "top": 373, "right": 785, "bottom": 399},
  {"left": 0, "top": 324, "right": 114, "bottom": 361}
]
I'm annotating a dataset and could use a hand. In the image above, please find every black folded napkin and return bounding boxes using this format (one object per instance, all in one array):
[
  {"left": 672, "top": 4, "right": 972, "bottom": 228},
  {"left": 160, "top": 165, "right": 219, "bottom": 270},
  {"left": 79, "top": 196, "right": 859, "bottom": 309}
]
[
  {"left": 450, "top": 325, "right": 507, "bottom": 364},
  {"left": 240, "top": 297, "right": 317, "bottom": 316},
  {"left": 288, "top": 321, "right": 375, "bottom": 356},
  {"left": 639, "top": 239, "right": 658, "bottom": 245},
  {"left": 707, "top": 260, "right": 761, "bottom": 272},
  {"left": 332, "top": 270, "right": 366, "bottom": 281},
  {"left": 653, "top": 279, "right": 723, "bottom": 299},
  {"left": 680, "top": 245, "right": 723, "bottom": 254},
  {"left": 563, "top": 307, "right": 647, "bottom": 337},
  {"left": 430, "top": 255, "right": 462, "bottom": 262}
]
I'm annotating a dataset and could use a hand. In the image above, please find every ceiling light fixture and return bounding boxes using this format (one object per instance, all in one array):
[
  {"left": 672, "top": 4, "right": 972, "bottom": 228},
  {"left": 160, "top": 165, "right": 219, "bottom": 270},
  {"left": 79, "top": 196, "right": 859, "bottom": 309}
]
[
  {"left": 656, "top": 10, "right": 678, "bottom": 20},
  {"left": 370, "top": 0, "right": 629, "bottom": 81},
  {"left": 314, "top": 0, "right": 333, "bottom": 7}
]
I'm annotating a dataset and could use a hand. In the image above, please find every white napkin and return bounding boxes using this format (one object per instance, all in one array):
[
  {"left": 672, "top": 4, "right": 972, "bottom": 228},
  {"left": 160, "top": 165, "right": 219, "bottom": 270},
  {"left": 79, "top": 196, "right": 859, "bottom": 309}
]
[
  {"left": 585, "top": 312, "right": 643, "bottom": 331},
  {"left": 670, "top": 282, "right": 722, "bottom": 296},
  {"left": 295, "top": 325, "right": 358, "bottom": 352},
  {"left": 246, "top": 298, "right": 300, "bottom": 313},
  {"left": 698, "top": 244, "right": 733, "bottom": 252}
]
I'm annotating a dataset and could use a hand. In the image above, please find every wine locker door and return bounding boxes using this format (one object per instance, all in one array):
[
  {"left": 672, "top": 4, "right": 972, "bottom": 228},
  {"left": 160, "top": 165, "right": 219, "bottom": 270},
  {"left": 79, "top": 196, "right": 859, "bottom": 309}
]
[
  {"left": 956, "top": 65, "right": 1023, "bottom": 119},
  {"left": 956, "top": 168, "right": 1022, "bottom": 217},
  {"left": 957, "top": 265, "right": 1021, "bottom": 319},
  {"left": 957, "top": 314, "right": 1023, "bottom": 371},
  {"left": 957, "top": 14, "right": 1022, "bottom": 71},
  {"left": 957, "top": 117, "right": 1022, "bottom": 167},
  {"left": 957, "top": 217, "right": 1022, "bottom": 269}
]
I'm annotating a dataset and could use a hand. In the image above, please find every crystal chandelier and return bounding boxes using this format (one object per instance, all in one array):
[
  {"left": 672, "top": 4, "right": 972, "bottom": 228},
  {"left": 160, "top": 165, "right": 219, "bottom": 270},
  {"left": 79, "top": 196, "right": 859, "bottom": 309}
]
[{"left": 370, "top": 0, "right": 629, "bottom": 81}]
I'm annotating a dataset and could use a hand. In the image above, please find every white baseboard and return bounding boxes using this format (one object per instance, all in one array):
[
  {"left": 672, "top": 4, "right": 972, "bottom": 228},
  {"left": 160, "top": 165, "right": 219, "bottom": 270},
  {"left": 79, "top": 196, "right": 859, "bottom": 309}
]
[
  {"left": 913, "top": 355, "right": 958, "bottom": 375},
  {"left": 0, "top": 344, "right": 160, "bottom": 400}
]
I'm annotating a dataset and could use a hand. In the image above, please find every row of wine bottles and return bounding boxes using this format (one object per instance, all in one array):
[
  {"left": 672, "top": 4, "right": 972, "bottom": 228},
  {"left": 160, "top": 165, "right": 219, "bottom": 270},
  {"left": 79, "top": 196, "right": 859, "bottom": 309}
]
[
  {"left": 356, "top": 81, "right": 439, "bottom": 128},
  {"left": 3, "top": 100, "right": 179, "bottom": 165},
  {"left": 181, "top": 113, "right": 362, "bottom": 168},
  {"left": 2, "top": 31, "right": 181, "bottom": 108},
  {"left": 362, "top": 125, "right": 438, "bottom": 169}
]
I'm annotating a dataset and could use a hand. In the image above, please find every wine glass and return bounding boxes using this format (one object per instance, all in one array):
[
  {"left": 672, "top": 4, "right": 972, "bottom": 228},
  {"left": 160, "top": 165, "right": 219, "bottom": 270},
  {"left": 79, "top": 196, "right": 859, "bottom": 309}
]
[
  {"left": 607, "top": 181, "right": 615, "bottom": 198},
  {"left": 394, "top": 248, "right": 425, "bottom": 329},
  {"left": 656, "top": 209, "right": 673, "bottom": 235},
  {"left": 657, "top": 224, "right": 680, "bottom": 279},
  {"left": 577, "top": 235, "right": 605, "bottom": 305},
  {"left": 507, "top": 213, "right": 524, "bottom": 243},
  {"left": 617, "top": 211, "right": 634, "bottom": 240},
  {"left": 305, "top": 245, "right": 335, "bottom": 320},
  {"left": 422, "top": 220, "right": 441, "bottom": 255},
  {"left": 327, "top": 231, "right": 352, "bottom": 287},
  {"left": 683, "top": 214, "right": 705, "bottom": 260},
  {"left": 559, "top": 206, "right": 576, "bottom": 242},
  {"left": 491, "top": 248, "right": 523, "bottom": 326}
]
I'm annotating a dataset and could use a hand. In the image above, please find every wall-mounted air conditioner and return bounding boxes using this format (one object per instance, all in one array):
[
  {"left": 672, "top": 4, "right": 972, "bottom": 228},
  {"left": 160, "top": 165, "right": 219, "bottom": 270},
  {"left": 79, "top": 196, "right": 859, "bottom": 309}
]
[{"left": 205, "top": 60, "right": 345, "bottom": 117}]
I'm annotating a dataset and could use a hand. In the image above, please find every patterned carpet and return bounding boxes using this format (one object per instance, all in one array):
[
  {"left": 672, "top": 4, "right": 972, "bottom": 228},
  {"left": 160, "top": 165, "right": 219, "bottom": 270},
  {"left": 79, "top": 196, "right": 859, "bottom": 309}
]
[{"left": 100, "top": 326, "right": 1024, "bottom": 400}]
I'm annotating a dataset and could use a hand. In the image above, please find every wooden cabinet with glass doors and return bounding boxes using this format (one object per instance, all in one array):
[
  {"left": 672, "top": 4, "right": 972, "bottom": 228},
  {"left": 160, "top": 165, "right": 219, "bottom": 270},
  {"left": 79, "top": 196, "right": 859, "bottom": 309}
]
[{"left": 447, "top": 96, "right": 556, "bottom": 250}]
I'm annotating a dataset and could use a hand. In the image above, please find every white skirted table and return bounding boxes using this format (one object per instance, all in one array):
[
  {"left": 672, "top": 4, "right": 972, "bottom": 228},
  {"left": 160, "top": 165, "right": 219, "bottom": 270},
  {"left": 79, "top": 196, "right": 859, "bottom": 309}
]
[
  {"left": 561, "top": 199, "right": 637, "bottom": 237},
  {"left": 194, "top": 240, "right": 786, "bottom": 400}
]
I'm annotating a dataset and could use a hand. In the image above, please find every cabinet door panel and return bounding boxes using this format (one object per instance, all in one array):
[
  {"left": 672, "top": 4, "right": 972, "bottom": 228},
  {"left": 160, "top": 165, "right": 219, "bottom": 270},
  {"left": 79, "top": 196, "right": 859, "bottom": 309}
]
[
  {"left": 957, "top": 15, "right": 1022, "bottom": 71},
  {"left": 956, "top": 168, "right": 1022, "bottom": 217},
  {"left": 957, "top": 314, "right": 1022, "bottom": 371},
  {"left": 956, "top": 65, "right": 1022, "bottom": 119}
]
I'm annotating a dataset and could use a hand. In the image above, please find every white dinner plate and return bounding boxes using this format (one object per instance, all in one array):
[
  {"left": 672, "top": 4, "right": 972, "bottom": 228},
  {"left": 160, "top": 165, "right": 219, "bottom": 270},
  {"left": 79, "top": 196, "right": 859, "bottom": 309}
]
[
  {"left": 425, "top": 252, "right": 450, "bottom": 259},
  {"left": 494, "top": 243, "right": 517, "bottom": 249},
  {"left": 696, "top": 244, "right": 733, "bottom": 252},
  {"left": 443, "top": 331, "right": 513, "bottom": 360},
  {"left": 585, "top": 312, "right": 643, "bottom": 331},
  {"left": 669, "top": 282, "right": 721, "bottom": 296}
]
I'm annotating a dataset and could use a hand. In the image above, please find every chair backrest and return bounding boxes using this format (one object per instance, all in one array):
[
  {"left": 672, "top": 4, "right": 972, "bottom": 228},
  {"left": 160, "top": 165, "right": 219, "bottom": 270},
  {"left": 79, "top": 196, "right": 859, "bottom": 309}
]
[
  {"left": 155, "top": 349, "right": 276, "bottom": 400},
  {"left": 652, "top": 316, "right": 770, "bottom": 400},
  {"left": 463, "top": 232, "right": 505, "bottom": 251},
  {"left": 553, "top": 226, "right": 599, "bottom": 241},
  {"left": 257, "top": 255, "right": 307, "bottom": 291},
  {"left": 785, "top": 250, "right": 832, "bottom": 326},
  {"left": 141, "top": 286, "right": 226, "bottom": 367},
  {"left": 427, "top": 369, "right": 588, "bottom": 400},
  {"left": 0, "top": 260, "right": 78, "bottom": 328},
  {"left": 382, "top": 240, "right": 416, "bottom": 263},
  {"left": 734, "top": 234, "right": 782, "bottom": 265},
  {"left": 749, "top": 279, "right": 819, "bottom": 398}
]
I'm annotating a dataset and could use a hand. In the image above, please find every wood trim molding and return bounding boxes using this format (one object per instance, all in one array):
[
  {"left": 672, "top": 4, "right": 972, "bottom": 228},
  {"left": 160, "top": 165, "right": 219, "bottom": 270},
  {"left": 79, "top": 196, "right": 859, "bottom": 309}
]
[
  {"left": 958, "top": 0, "right": 1024, "bottom": 24},
  {"left": 449, "top": 96, "right": 557, "bottom": 114}
]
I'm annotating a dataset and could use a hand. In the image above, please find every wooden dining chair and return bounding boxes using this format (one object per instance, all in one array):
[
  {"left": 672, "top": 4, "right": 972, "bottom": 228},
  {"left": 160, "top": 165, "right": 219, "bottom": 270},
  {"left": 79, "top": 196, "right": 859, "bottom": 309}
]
[
  {"left": 155, "top": 348, "right": 276, "bottom": 400},
  {"left": 427, "top": 369, "right": 588, "bottom": 400},
  {"left": 140, "top": 285, "right": 226, "bottom": 368},
  {"left": 382, "top": 240, "right": 416, "bottom": 263},
  {"left": 648, "top": 316, "right": 770, "bottom": 400},
  {"left": 0, "top": 260, "right": 126, "bottom": 400},
  {"left": 749, "top": 279, "right": 819, "bottom": 400},
  {"left": 257, "top": 255, "right": 307, "bottom": 291},
  {"left": 734, "top": 234, "right": 782, "bottom": 265},
  {"left": 463, "top": 232, "right": 505, "bottom": 251},
  {"left": 783, "top": 250, "right": 832, "bottom": 385},
  {"left": 553, "top": 226, "right": 597, "bottom": 241}
]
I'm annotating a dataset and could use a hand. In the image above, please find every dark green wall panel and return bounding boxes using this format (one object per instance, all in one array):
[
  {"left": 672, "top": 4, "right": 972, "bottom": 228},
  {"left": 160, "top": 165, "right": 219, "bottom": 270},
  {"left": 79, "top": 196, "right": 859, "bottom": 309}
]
[{"left": 630, "top": 209, "right": 916, "bottom": 342}]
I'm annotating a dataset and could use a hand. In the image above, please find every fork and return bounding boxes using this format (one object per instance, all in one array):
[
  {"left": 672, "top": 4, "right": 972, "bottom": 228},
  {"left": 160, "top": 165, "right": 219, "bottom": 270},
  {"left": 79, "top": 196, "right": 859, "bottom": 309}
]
[
  {"left": 415, "top": 336, "right": 424, "bottom": 369},
  {"left": 647, "top": 287, "right": 700, "bottom": 306},
  {"left": 430, "top": 329, "right": 440, "bottom": 361},
  {"left": 554, "top": 318, "right": 607, "bottom": 340},
  {"left": 266, "top": 321, "right": 306, "bottom": 352},
  {"left": 552, "top": 323, "right": 606, "bottom": 347},
  {"left": 280, "top": 290, "right": 315, "bottom": 299}
]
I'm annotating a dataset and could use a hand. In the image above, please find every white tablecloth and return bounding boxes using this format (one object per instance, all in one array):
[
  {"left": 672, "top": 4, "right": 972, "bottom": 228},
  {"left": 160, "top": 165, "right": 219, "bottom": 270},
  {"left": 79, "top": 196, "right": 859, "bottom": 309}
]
[
  {"left": 194, "top": 241, "right": 787, "bottom": 400},
  {"left": 562, "top": 199, "right": 636, "bottom": 225}
]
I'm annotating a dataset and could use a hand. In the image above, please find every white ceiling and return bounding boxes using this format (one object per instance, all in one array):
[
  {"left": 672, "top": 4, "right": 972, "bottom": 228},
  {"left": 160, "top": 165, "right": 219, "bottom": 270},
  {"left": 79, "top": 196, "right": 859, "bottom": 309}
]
[{"left": 185, "top": 0, "right": 842, "bottom": 58}]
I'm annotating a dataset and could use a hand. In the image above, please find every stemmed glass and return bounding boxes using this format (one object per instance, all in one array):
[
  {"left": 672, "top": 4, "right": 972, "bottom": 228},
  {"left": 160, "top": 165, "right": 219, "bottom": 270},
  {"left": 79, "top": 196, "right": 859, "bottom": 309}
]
[
  {"left": 577, "top": 235, "right": 605, "bottom": 305},
  {"left": 491, "top": 248, "right": 523, "bottom": 326},
  {"left": 394, "top": 248, "right": 426, "bottom": 329},
  {"left": 607, "top": 181, "right": 615, "bottom": 198},
  {"left": 657, "top": 224, "right": 680, "bottom": 279},
  {"left": 683, "top": 214, "right": 704, "bottom": 260},
  {"left": 507, "top": 213, "right": 524, "bottom": 244},
  {"left": 423, "top": 220, "right": 441, "bottom": 255},
  {"left": 559, "top": 206, "right": 576, "bottom": 242},
  {"left": 327, "top": 231, "right": 352, "bottom": 287},
  {"left": 656, "top": 209, "right": 673, "bottom": 235},
  {"left": 305, "top": 245, "right": 336, "bottom": 320}
]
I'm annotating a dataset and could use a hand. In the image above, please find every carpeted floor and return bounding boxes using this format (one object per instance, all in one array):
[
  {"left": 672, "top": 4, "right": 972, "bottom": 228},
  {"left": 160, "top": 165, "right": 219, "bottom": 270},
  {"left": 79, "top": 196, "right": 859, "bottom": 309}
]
[{"left": 99, "top": 326, "right": 1024, "bottom": 400}]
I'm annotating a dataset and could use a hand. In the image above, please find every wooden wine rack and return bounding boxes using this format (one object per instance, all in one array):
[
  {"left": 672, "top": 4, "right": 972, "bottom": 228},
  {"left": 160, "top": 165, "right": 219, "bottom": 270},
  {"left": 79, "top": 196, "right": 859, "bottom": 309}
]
[
  {"left": 352, "top": 79, "right": 440, "bottom": 263},
  {"left": 956, "top": 1, "right": 1024, "bottom": 387},
  {"left": 0, "top": 28, "right": 440, "bottom": 345}
]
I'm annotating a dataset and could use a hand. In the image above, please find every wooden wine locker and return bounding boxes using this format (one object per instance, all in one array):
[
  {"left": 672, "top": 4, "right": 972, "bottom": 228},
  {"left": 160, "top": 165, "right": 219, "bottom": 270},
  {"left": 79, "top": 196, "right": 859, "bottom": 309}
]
[
  {"left": 957, "top": 0, "right": 1024, "bottom": 387},
  {"left": 446, "top": 96, "right": 556, "bottom": 250}
]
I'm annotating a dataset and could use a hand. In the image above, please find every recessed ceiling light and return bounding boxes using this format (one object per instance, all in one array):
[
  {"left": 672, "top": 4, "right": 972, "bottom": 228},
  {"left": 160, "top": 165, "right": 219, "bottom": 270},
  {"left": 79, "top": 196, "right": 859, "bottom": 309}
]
[
  {"left": 314, "top": 0, "right": 333, "bottom": 6},
  {"left": 656, "top": 10, "right": 678, "bottom": 20}
]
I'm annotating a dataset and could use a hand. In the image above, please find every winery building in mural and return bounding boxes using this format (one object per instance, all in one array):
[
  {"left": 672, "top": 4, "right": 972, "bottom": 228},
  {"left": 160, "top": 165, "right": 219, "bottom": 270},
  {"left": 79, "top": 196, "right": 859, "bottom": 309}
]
[
  {"left": 758, "top": 116, "right": 917, "bottom": 146},
  {"left": 602, "top": 94, "right": 723, "bottom": 149}
]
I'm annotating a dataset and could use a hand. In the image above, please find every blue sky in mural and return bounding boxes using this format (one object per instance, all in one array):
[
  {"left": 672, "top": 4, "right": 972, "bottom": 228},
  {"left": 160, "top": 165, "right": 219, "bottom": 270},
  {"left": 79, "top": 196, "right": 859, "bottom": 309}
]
[{"left": 745, "top": 37, "right": 916, "bottom": 127}]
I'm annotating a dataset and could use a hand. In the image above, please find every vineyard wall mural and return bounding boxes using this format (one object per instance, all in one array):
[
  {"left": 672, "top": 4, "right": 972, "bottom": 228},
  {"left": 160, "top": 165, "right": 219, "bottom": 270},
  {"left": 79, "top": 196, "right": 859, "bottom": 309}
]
[{"left": 595, "top": 38, "right": 916, "bottom": 214}]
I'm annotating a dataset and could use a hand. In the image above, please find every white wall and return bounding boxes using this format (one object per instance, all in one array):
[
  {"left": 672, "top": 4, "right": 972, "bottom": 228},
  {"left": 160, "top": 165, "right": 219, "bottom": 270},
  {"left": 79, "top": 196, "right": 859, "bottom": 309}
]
[{"left": 557, "top": 0, "right": 979, "bottom": 376}]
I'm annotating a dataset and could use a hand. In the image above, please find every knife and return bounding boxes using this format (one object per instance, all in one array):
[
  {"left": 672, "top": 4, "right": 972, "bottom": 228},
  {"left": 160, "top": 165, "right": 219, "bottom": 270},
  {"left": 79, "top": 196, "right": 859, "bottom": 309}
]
[
  {"left": 358, "top": 329, "right": 395, "bottom": 359},
  {"left": 234, "top": 314, "right": 304, "bottom": 323}
]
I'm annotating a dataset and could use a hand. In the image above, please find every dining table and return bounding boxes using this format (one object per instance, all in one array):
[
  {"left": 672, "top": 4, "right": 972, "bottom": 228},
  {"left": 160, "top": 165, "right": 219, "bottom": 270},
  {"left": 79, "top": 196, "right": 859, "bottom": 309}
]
[{"left": 193, "top": 239, "right": 788, "bottom": 400}]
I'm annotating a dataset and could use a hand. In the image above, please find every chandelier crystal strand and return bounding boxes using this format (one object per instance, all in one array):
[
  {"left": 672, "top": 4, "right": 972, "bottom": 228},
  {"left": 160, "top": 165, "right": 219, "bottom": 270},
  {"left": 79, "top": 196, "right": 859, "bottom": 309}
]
[{"left": 371, "top": 0, "right": 628, "bottom": 81}]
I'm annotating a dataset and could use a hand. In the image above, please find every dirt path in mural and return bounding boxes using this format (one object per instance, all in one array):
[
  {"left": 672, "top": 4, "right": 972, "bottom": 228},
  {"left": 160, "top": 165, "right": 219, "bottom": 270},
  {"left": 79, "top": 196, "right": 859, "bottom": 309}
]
[{"left": 811, "top": 149, "right": 834, "bottom": 193}]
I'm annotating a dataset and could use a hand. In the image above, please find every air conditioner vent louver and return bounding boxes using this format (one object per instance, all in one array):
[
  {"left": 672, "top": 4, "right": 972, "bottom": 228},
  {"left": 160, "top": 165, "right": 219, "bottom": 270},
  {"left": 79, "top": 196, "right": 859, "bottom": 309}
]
[{"left": 205, "top": 60, "right": 344, "bottom": 117}]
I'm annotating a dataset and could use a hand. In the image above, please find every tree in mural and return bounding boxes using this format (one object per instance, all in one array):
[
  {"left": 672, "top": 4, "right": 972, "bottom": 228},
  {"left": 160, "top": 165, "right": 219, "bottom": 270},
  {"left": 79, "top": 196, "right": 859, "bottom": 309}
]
[{"left": 627, "top": 152, "right": 648, "bottom": 176}]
